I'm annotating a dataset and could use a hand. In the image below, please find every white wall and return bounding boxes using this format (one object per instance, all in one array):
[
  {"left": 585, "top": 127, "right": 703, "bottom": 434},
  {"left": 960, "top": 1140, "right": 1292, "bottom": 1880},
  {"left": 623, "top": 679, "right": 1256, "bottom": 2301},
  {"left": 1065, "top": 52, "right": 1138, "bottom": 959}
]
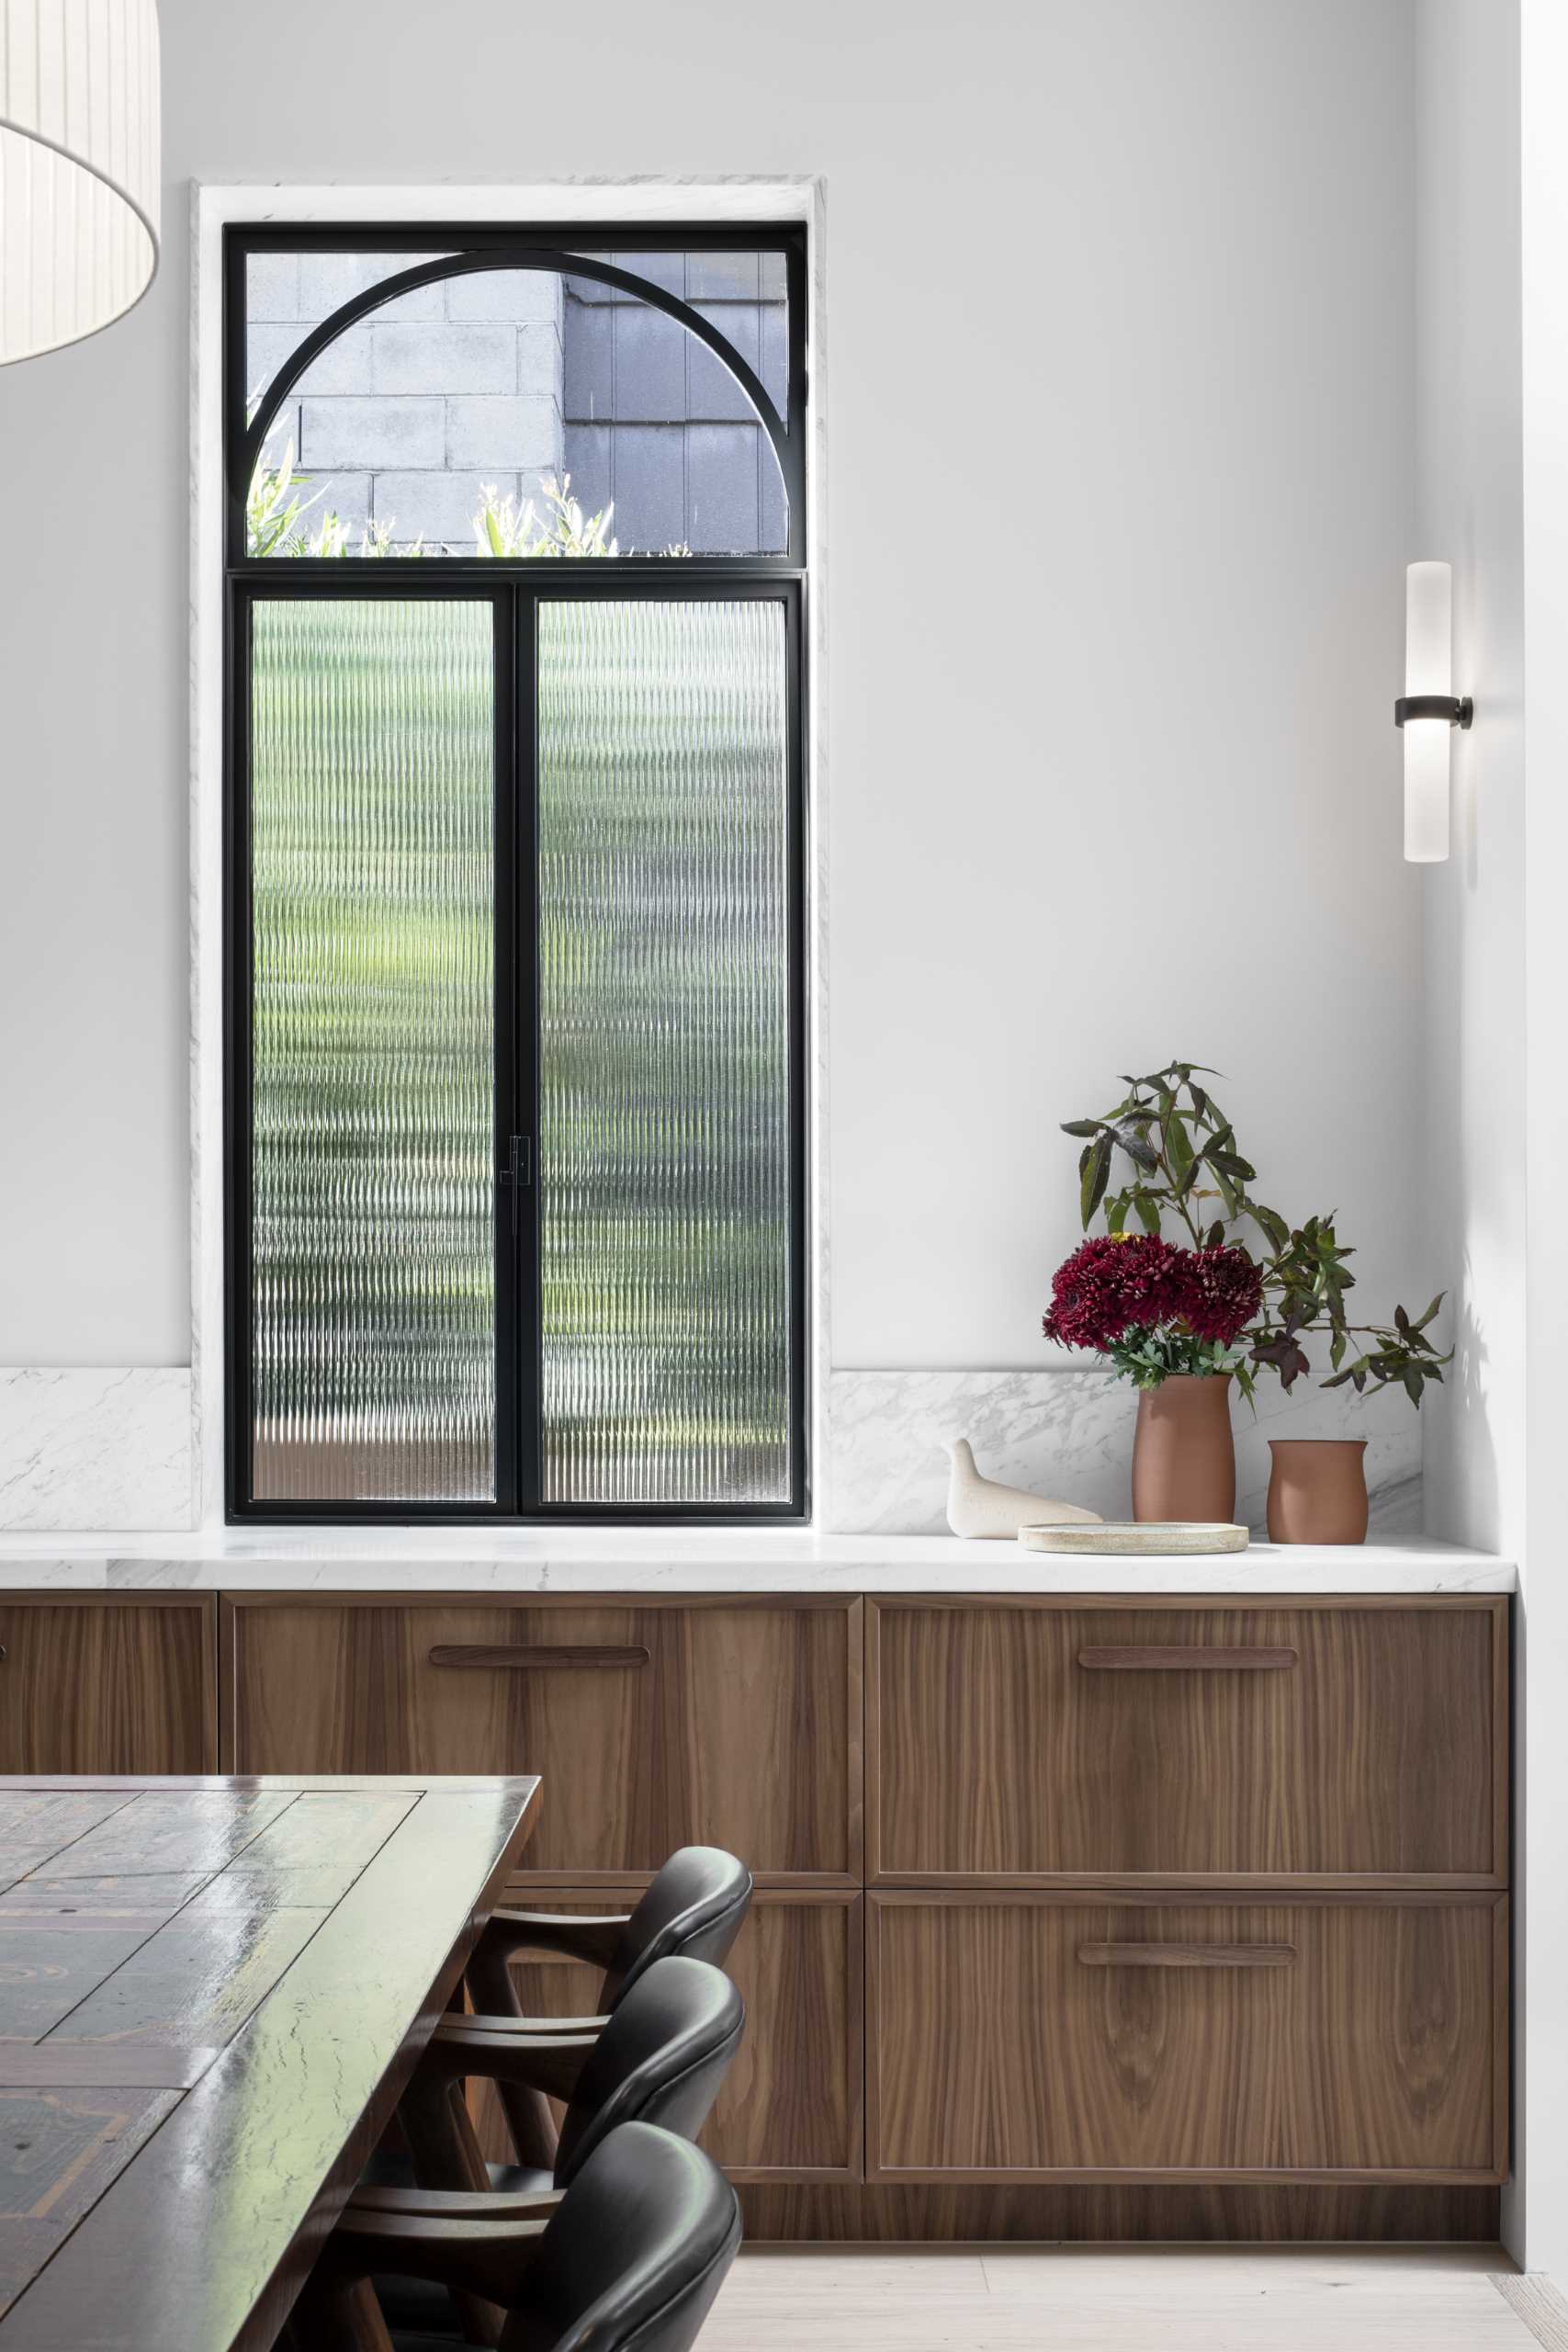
[
  {"left": 0, "top": 0, "right": 1427, "bottom": 1386},
  {"left": 0, "top": 284, "right": 189, "bottom": 1363},
  {"left": 1414, "top": 0, "right": 1568, "bottom": 2273},
  {"left": 1412, "top": 0, "right": 1529, "bottom": 2258},
  {"left": 1518, "top": 0, "right": 1568, "bottom": 2274},
  {"left": 1416, "top": 0, "right": 1527, "bottom": 1566}
]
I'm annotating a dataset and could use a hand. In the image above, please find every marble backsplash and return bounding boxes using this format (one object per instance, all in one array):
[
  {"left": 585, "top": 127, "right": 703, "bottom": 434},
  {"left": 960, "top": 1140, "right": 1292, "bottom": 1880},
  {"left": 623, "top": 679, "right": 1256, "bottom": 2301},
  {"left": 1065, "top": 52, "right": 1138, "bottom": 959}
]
[
  {"left": 0, "top": 1369, "right": 195, "bottom": 1531},
  {"left": 822, "top": 1366, "right": 1423, "bottom": 1537},
  {"left": 0, "top": 1361, "right": 1420, "bottom": 1538}
]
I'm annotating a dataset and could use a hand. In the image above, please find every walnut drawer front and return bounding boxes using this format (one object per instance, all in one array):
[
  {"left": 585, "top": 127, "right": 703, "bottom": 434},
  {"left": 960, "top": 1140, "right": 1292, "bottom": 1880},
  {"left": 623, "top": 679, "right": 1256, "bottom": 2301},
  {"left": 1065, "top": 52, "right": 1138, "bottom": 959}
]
[
  {"left": 867, "top": 1893, "right": 1507, "bottom": 2182},
  {"left": 471, "top": 1881, "right": 863, "bottom": 2182},
  {"left": 870, "top": 1600, "right": 1506, "bottom": 1883},
  {"left": 0, "top": 1597, "right": 218, "bottom": 1774},
  {"left": 222, "top": 1596, "right": 859, "bottom": 1879}
]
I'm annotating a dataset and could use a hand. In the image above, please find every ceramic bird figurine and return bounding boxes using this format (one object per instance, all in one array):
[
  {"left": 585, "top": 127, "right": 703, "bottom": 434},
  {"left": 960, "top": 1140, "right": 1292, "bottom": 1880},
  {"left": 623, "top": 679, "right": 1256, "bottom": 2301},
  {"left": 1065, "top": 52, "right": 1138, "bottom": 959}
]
[{"left": 945, "top": 1438, "right": 1102, "bottom": 1540}]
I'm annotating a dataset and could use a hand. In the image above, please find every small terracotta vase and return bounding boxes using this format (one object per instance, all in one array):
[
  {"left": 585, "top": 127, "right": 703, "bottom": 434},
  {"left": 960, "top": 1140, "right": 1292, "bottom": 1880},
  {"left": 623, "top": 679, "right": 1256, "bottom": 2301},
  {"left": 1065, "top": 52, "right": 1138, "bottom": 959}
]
[
  {"left": 1131, "top": 1374, "right": 1236, "bottom": 1523},
  {"left": 1266, "top": 1438, "right": 1369, "bottom": 1544}
]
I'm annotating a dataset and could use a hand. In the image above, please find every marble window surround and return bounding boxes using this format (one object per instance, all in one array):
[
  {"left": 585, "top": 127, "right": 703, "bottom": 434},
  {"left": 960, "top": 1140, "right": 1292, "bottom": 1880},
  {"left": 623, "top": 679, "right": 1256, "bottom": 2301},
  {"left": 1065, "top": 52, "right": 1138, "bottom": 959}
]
[
  {"left": 0, "top": 1359, "right": 1423, "bottom": 1539},
  {"left": 0, "top": 1369, "right": 194, "bottom": 1532}
]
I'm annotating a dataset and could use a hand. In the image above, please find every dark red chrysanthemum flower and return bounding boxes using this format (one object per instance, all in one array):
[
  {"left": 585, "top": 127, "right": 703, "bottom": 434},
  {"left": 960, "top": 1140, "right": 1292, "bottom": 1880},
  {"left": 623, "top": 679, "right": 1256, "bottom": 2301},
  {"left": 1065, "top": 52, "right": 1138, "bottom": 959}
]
[
  {"left": 1168, "top": 1245, "right": 1264, "bottom": 1345},
  {"left": 1043, "top": 1234, "right": 1183, "bottom": 1353}
]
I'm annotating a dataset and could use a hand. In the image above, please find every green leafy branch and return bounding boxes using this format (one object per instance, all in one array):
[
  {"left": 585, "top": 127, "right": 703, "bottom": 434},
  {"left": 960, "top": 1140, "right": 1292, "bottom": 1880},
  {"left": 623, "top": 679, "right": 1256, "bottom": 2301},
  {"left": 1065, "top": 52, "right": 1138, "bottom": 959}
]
[
  {"left": 1060, "top": 1061, "right": 1450, "bottom": 1408},
  {"left": 1105, "top": 1329, "right": 1251, "bottom": 1393}
]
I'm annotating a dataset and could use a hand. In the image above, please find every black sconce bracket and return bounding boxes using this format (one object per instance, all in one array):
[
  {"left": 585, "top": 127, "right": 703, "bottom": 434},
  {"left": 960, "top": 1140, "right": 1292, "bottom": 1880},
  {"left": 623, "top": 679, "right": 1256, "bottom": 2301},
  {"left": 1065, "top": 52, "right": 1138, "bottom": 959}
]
[{"left": 1394, "top": 694, "right": 1473, "bottom": 729}]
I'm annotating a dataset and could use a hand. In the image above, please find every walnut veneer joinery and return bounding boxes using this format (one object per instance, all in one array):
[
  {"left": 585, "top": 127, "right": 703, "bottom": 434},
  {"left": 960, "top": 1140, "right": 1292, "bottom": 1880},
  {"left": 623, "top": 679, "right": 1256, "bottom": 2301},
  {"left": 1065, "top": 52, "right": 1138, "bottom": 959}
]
[
  {"left": 201, "top": 1588, "right": 1509, "bottom": 2223},
  {"left": 221, "top": 1595, "right": 863, "bottom": 1883},
  {"left": 866, "top": 1597, "right": 1507, "bottom": 1886},
  {"left": 0, "top": 1597, "right": 218, "bottom": 1774},
  {"left": 865, "top": 1891, "right": 1507, "bottom": 2184}
]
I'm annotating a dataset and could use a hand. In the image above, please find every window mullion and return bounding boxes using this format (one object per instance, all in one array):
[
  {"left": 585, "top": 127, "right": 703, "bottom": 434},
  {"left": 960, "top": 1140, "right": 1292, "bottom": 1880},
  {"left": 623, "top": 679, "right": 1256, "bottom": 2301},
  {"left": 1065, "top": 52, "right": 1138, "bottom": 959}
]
[{"left": 514, "top": 586, "right": 544, "bottom": 1512}]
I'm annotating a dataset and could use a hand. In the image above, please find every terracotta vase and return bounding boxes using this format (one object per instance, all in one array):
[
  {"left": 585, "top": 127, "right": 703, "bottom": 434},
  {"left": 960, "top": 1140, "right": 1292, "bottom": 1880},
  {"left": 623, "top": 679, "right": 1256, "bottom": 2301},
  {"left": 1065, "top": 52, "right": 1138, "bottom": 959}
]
[
  {"left": 1131, "top": 1374, "right": 1236, "bottom": 1523},
  {"left": 1266, "top": 1438, "right": 1369, "bottom": 1545}
]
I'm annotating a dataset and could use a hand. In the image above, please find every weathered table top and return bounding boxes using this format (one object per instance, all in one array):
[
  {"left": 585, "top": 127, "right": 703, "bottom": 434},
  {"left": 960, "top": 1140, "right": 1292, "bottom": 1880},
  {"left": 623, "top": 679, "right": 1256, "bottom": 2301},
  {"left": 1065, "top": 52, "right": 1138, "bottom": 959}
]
[{"left": 0, "top": 1772, "right": 541, "bottom": 2352}]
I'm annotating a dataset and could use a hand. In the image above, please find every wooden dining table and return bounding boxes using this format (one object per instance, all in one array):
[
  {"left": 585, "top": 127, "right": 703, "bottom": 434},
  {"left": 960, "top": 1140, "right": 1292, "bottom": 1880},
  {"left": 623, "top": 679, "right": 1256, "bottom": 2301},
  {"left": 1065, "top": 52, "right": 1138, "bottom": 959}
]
[{"left": 0, "top": 1770, "right": 541, "bottom": 2352}]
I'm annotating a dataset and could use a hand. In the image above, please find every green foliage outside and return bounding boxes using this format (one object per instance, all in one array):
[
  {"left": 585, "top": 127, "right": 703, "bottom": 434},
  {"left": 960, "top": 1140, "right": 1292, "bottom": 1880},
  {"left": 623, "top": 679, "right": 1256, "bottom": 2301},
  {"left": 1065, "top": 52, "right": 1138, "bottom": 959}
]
[
  {"left": 246, "top": 435, "right": 682, "bottom": 560},
  {"left": 248, "top": 598, "right": 791, "bottom": 1508}
]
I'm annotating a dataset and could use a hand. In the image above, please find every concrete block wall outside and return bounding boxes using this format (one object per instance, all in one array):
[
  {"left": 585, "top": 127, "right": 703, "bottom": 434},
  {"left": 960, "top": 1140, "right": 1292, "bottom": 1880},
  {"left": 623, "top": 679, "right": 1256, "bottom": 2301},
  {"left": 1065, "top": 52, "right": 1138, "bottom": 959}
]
[
  {"left": 246, "top": 258, "right": 568, "bottom": 548},
  {"left": 295, "top": 252, "right": 451, "bottom": 320},
  {"left": 247, "top": 323, "right": 374, "bottom": 399},
  {"left": 372, "top": 323, "right": 517, "bottom": 395},
  {"left": 372, "top": 469, "right": 554, "bottom": 545},
  {"left": 299, "top": 398, "right": 446, "bottom": 470},
  {"left": 446, "top": 396, "right": 564, "bottom": 471}
]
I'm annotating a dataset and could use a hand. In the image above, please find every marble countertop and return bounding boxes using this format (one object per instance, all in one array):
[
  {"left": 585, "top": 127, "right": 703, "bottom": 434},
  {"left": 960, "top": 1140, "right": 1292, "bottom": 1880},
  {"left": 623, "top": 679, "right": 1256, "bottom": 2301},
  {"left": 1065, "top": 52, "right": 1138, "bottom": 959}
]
[{"left": 0, "top": 1530, "right": 1516, "bottom": 1594}]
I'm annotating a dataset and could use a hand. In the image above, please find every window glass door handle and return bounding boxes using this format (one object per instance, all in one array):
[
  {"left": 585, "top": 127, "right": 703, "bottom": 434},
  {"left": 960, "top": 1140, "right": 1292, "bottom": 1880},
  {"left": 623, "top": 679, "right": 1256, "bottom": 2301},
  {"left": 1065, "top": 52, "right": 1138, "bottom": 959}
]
[{"left": 499, "top": 1136, "right": 533, "bottom": 1233}]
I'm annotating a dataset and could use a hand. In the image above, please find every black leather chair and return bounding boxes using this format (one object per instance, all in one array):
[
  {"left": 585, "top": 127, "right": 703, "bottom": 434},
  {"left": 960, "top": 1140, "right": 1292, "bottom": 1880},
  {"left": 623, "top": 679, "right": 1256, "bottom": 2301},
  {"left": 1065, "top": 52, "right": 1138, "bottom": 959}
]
[
  {"left": 303, "top": 2120, "right": 742, "bottom": 2352},
  {"left": 468, "top": 1846, "right": 754, "bottom": 2021},
  {"left": 372, "top": 1957, "right": 744, "bottom": 2346},
  {"left": 407, "top": 1955, "right": 743, "bottom": 2201},
  {"left": 464, "top": 1848, "right": 752, "bottom": 2168}
]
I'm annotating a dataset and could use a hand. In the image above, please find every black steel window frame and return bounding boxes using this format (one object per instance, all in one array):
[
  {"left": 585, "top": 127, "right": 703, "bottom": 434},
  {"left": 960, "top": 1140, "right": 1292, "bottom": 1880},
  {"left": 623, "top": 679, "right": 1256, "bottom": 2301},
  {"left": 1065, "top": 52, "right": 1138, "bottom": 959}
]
[
  {"left": 222, "top": 222, "right": 810, "bottom": 1524},
  {"left": 223, "top": 220, "right": 807, "bottom": 571}
]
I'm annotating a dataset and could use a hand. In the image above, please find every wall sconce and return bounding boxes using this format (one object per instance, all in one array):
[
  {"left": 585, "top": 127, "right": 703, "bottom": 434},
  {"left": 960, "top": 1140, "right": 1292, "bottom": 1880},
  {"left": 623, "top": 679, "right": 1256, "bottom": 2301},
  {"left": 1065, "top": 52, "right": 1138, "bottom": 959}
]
[{"left": 1394, "top": 560, "right": 1472, "bottom": 863}]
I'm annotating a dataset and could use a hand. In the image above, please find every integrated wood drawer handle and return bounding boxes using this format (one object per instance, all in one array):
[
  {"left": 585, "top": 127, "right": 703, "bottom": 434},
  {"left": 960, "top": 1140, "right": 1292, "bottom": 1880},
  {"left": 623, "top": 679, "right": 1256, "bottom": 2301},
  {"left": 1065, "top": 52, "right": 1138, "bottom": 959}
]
[
  {"left": 1077, "top": 1942, "right": 1298, "bottom": 1969},
  {"left": 428, "top": 1644, "right": 650, "bottom": 1671},
  {"left": 1076, "top": 1645, "right": 1298, "bottom": 1671}
]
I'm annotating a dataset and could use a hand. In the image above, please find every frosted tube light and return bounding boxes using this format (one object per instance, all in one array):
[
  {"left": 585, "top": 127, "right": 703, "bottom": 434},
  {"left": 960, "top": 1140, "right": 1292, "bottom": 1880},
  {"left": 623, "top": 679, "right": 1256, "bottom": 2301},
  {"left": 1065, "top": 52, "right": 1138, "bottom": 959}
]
[
  {"left": 0, "top": 0, "right": 161, "bottom": 366},
  {"left": 1404, "top": 560, "right": 1453, "bottom": 864}
]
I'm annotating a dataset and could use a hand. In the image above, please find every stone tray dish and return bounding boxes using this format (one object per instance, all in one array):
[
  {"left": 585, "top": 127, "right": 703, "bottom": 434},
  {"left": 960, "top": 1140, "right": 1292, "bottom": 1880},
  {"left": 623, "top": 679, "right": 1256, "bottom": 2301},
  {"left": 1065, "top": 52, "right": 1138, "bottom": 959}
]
[{"left": 1018, "top": 1521, "right": 1249, "bottom": 1555}]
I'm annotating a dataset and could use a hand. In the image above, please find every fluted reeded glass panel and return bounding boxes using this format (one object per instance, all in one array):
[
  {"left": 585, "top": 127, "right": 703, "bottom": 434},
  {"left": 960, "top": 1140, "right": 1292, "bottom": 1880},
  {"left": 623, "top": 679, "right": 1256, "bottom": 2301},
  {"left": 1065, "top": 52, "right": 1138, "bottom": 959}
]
[
  {"left": 538, "top": 601, "right": 793, "bottom": 1504},
  {"left": 250, "top": 600, "right": 497, "bottom": 1503}
]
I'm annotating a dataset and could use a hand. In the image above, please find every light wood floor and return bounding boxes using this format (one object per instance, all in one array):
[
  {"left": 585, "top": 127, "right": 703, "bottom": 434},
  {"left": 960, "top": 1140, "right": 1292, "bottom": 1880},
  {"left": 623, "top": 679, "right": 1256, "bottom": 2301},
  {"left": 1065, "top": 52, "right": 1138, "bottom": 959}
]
[{"left": 705, "top": 2247, "right": 1568, "bottom": 2350}]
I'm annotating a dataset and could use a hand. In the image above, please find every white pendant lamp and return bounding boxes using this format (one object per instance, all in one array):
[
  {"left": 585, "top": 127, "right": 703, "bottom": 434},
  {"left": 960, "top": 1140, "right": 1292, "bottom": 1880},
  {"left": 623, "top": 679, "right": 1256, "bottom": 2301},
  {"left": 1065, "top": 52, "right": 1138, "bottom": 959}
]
[{"left": 0, "top": 0, "right": 161, "bottom": 365}]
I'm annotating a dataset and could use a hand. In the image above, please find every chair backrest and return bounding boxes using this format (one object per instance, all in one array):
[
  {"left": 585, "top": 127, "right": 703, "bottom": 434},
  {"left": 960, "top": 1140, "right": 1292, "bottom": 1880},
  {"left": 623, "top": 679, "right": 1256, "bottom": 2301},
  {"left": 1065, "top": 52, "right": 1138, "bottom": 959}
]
[
  {"left": 555, "top": 1956, "right": 744, "bottom": 2188},
  {"left": 503, "top": 2122, "right": 741, "bottom": 2352},
  {"left": 604, "top": 1848, "right": 753, "bottom": 2007}
]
